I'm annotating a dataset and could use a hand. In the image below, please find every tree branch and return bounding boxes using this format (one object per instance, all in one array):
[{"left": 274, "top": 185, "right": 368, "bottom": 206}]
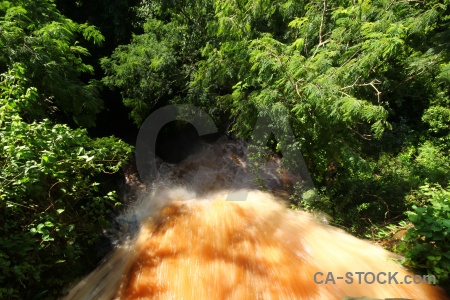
[
  {"left": 311, "top": 0, "right": 330, "bottom": 59},
  {"left": 340, "top": 79, "right": 382, "bottom": 104},
  {"left": 268, "top": 50, "right": 301, "bottom": 99},
  {"left": 348, "top": 126, "right": 372, "bottom": 140}
]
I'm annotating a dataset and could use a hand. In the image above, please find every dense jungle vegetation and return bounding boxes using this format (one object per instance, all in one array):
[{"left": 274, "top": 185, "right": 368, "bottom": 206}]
[{"left": 1, "top": 0, "right": 450, "bottom": 298}]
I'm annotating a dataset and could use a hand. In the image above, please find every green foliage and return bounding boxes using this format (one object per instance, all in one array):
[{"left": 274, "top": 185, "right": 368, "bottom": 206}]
[
  {"left": 364, "top": 220, "right": 410, "bottom": 241},
  {"left": 101, "top": 18, "right": 185, "bottom": 125},
  {"left": 423, "top": 106, "right": 450, "bottom": 150},
  {"left": 104, "top": 0, "right": 447, "bottom": 179},
  {"left": 415, "top": 142, "right": 450, "bottom": 183},
  {"left": 55, "top": 0, "right": 141, "bottom": 47},
  {"left": 398, "top": 184, "right": 450, "bottom": 285},
  {"left": 0, "top": 0, "right": 105, "bottom": 126},
  {"left": 423, "top": 106, "right": 450, "bottom": 135},
  {"left": 0, "top": 65, "right": 133, "bottom": 299},
  {"left": 101, "top": 0, "right": 218, "bottom": 125}
]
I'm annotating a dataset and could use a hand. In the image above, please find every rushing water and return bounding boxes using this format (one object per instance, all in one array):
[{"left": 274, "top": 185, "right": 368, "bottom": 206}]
[{"left": 63, "top": 137, "right": 448, "bottom": 300}]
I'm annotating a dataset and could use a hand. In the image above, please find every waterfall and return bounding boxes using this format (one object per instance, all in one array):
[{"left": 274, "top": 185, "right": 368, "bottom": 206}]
[{"left": 63, "top": 137, "right": 448, "bottom": 300}]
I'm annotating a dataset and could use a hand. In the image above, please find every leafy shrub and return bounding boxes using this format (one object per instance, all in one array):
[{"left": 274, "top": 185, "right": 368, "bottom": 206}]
[
  {"left": 0, "top": 65, "right": 133, "bottom": 299},
  {"left": 414, "top": 142, "right": 450, "bottom": 184},
  {"left": 397, "top": 184, "right": 450, "bottom": 285}
]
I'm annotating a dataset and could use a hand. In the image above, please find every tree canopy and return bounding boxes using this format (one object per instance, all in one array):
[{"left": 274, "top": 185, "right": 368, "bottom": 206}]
[{"left": 0, "top": 0, "right": 105, "bottom": 126}]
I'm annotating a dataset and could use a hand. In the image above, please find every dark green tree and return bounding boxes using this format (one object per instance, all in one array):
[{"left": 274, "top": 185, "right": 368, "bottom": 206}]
[{"left": 0, "top": 0, "right": 105, "bottom": 126}]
